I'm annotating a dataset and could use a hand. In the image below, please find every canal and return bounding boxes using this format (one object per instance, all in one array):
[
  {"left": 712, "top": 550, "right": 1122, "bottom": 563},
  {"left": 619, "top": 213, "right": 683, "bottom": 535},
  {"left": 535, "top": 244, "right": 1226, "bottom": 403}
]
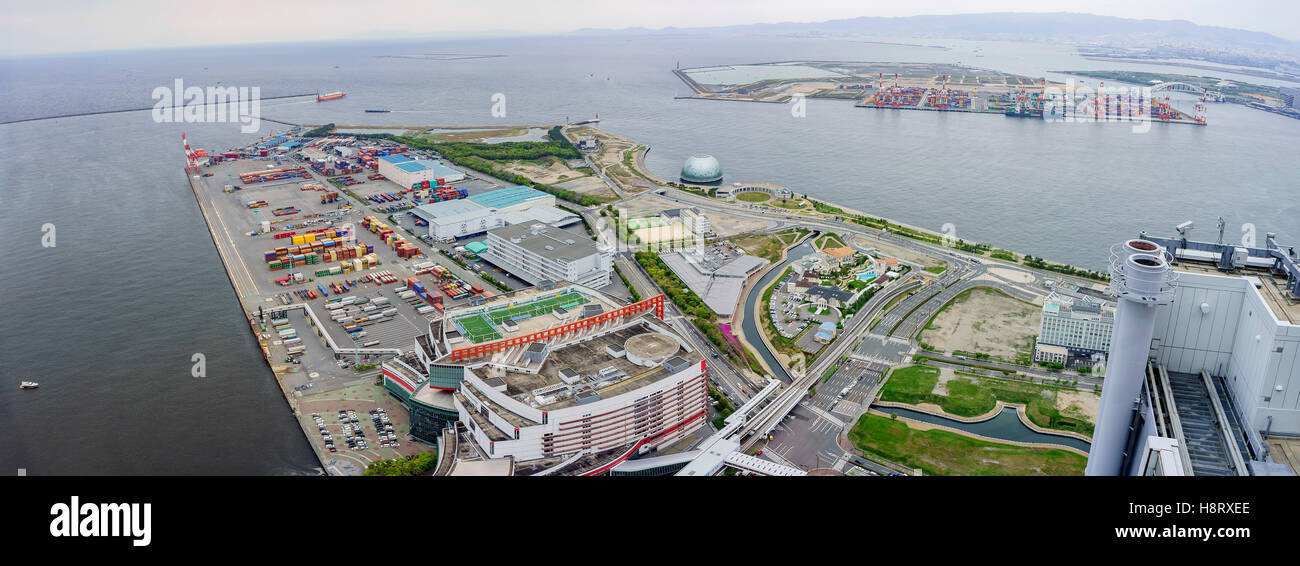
[
  {"left": 876, "top": 404, "right": 1091, "bottom": 452},
  {"left": 738, "top": 235, "right": 817, "bottom": 383}
]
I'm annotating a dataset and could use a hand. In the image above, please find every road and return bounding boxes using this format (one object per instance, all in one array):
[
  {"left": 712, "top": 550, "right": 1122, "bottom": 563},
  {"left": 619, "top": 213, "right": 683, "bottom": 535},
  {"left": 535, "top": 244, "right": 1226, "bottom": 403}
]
[
  {"left": 577, "top": 157, "right": 1112, "bottom": 474},
  {"left": 610, "top": 251, "right": 759, "bottom": 404}
]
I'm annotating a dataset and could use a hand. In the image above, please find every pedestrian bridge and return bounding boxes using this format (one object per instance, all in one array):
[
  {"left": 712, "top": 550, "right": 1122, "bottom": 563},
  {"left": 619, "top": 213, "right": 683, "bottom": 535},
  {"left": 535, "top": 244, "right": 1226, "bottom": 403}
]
[{"left": 673, "top": 378, "right": 805, "bottom": 476}]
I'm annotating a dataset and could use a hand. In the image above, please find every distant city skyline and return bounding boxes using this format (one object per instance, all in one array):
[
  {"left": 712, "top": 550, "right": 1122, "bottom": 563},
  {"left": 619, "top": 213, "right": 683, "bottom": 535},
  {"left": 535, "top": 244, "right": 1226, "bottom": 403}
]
[{"left": 2, "top": 1, "right": 1299, "bottom": 56}]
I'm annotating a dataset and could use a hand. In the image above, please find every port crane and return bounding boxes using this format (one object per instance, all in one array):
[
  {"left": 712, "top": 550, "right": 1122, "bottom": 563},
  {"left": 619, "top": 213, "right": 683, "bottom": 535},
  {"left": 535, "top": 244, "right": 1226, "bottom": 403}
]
[{"left": 182, "top": 133, "right": 208, "bottom": 174}]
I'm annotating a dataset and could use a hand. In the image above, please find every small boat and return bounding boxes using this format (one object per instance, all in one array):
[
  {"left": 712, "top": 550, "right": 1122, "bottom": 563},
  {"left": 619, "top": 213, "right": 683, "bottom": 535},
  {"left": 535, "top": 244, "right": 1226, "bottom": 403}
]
[{"left": 20, "top": 381, "right": 38, "bottom": 390}]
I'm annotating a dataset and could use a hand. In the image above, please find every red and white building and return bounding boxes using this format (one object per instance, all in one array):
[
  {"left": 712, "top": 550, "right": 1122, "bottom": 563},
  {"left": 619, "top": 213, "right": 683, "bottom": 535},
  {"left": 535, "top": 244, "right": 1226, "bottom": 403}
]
[{"left": 391, "top": 285, "right": 711, "bottom": 475}]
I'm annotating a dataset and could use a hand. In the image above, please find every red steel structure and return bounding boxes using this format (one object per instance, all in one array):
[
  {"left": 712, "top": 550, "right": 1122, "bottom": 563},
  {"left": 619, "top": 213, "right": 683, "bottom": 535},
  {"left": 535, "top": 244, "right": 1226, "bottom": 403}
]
[{"left": 447, "top": 294, "right": 666, "bottom": 362}]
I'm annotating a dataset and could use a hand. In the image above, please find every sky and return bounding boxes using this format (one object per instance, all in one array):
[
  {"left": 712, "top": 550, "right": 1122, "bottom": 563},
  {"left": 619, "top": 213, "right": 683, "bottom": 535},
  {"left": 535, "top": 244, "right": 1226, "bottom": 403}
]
[{"left": 2, "top": 0, "right": 1298, "bottom": 56}]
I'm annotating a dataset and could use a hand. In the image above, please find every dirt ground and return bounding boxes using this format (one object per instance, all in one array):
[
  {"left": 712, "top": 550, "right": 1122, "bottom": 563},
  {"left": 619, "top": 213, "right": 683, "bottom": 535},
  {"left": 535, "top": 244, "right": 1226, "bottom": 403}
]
[
  {"left": 555, "top": 176, "right": 618, "bottom": 200},
  {"left": 922, "top": 287, "right": 1040, "bottom": 359},
  {"left": 563, "top": 125, "right": 656, "bottom": 193},
  {"left": 422, "top": 128, "right": 528, "bottom": 143},
  {"left": 983, "top": 266, "right": 1036, "bottom": 284},
  {"left": 619, "top": 195, "right": 767, "bottom": 237},
  {"left": 495, "top": 156, "right": 589, "bottom": 185},
  {"left": 851, "top": 235, "right": 946, "bottom": 270},
  {"left": 932, "top": 366, "right": 958, "bottom": 396},
  {"left": 1055, "top": 390, "right": 1100, "bottom": 424}
]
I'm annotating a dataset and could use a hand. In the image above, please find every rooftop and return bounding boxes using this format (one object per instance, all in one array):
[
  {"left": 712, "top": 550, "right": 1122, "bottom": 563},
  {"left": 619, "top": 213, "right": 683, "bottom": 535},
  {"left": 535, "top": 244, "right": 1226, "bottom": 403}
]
[
  {"left": 825, "top": 246, "right": 856, "bottom": 260},
  {"left": 499, "top": 205, "right": 581, "bottom": 228},
  {"left": 413, "top": 199, "right": 487, "bottom": 221},
  {"left": 466, "top": 318, "right": 701, "bottom": 412},
  {"left": 467, "top": 185, "right": 551, "bottom": 209},
  {"left": 444, "top": 285, "right": 602, "bottom": 344},
  {"left": 1172, "top": 260, "right": 1300, "bottom": 325},
  {"left": 681, "top": 154, "right": 723, "bottom": 183},
  {"left": 393, "top": 159, "right": 463, "bottom": 178},
  {"left": 447, "top": 457, "right": 514, "bottom": 476},
  {"left": 412, "top": 383, "right": 457, "bottom": 411},
  {"left": 808, "top": 285, "right": 854, "bottom": 302},
  {"left": 657, "top": 249, "right": 769, "bottom": 317},
  {"left": 486, "top": 222, "right": 601, "bottom": 263},
  {"left": 379, "top": 153, "right": 413, "bottom": 164}
]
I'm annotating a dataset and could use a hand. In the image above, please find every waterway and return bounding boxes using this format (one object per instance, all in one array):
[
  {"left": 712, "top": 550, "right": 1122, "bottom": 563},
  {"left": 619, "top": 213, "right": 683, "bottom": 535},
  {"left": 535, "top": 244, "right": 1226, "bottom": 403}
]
[
  {"left": 878, "top": 404, "right": 1092, "bottom": 452},
  {"left": 738, "top": 238, "right": 816, "bottom": 383}
]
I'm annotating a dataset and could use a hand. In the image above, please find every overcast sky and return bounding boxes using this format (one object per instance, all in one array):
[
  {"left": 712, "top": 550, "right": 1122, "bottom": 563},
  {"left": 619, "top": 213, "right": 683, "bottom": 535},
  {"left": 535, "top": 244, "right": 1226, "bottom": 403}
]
[{"left": 3, "top": 0, "right": 1298, "bottom": 56}]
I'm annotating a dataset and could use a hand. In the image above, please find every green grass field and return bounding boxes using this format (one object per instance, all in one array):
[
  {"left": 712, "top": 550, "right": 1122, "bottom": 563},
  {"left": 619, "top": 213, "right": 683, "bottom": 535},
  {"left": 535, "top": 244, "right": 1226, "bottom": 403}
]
[
  {"left": 455, "top": 314, "right": 501, "bottom": 343},
  {"left": 736, "top": 192, "right": 771, "bottom": 203},
  {"left": 849, "top": 413, "right": 1086, "bottom": 476},
  {"left": 485, "top": 290, "right": 588, "bottom": 323},
  {"left": 454, "top": 290, "right": 592, "bottom": 343},
  {"left": 880, "top": 364, "right": 1095, "bottom": 437}
]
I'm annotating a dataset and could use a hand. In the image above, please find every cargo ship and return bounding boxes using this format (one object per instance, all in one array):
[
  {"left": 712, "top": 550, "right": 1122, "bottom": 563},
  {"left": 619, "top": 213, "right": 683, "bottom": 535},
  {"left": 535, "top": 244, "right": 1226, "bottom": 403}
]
[
  {"left": 316, "top": 91, "right": 346, "bottom": 102},
  {"left": 1004, "top": 107, "right": 1043, "bottom": 118},
  {"left": 365, "top": 109, "right": 390, "bottom": 113}
]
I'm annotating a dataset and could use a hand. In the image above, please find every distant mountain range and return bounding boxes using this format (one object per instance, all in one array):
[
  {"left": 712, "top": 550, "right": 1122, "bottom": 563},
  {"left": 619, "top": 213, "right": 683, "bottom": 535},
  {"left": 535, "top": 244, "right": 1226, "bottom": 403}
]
[{"left": 573, "top": 12, "right": 1300, "bottom": 60}]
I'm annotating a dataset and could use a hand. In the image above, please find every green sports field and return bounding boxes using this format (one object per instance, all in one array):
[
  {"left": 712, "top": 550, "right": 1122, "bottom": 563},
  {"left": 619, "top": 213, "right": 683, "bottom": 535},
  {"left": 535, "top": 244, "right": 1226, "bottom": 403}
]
[
  {"left": 453, "top": 290, "right": 592, "bottom": 343},
  {"left": 484, "top": 290, "right": 589, "bottom": 324},
  {"left": 454, "top": 314, "right": 501, "bottom": 343}
]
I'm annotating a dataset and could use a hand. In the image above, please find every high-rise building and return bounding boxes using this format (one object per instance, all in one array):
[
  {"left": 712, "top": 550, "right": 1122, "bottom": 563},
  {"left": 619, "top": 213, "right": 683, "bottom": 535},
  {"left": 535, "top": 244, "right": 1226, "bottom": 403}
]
[{"left": 1034, "top": 294, "right": 1114, "bottom": 363}]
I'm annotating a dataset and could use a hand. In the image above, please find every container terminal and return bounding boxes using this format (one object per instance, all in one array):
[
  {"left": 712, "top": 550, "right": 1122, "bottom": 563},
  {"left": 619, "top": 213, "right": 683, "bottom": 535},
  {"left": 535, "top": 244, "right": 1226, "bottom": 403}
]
[{"left": 675, "top": 61, "right": 1208, "bottom": 125}]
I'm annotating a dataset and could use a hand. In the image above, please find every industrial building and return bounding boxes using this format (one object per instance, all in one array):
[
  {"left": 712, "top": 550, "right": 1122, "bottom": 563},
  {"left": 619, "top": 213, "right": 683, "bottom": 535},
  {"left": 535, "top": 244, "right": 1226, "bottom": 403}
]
[
  {"left": 409, "top": 185, "right": 580, "bottom": 240},
  {"left": 1033, "top": 294, "right": 1115, "bottom": 365},
  {"left": 377, "top": 153, "right": 466, "bottom": 188},
  {"left": 1086, "top": 229, "right": 1300, "bottom": 477},
  {"left": 658, "top": 248, "right": 769, "bottom": 317},
  {"left": 380, "top": 286, "right": 710, "bottom": 475},
  {"left": 480, "top": 222, "right": 614, "bottom": 288}
]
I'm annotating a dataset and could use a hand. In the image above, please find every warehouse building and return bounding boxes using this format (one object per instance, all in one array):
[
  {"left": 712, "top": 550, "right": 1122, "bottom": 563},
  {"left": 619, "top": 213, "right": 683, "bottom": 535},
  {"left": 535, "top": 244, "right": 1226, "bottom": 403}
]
[
  {"left": 377, "top": 153, "right": 466, "bottom": 188},
  {"left": 410, "top": 185, "right": 580, "bottom": 240},
  {"left": 480, "top": 223, "right": 613, "bottom": 288}
]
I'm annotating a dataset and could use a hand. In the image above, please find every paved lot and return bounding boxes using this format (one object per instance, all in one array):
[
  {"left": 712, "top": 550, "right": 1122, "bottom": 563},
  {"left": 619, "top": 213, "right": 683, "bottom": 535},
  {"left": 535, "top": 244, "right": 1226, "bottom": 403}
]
[
  {"left": 296, "top": 380, "right": 431, "bottom": 475},
  {"left": 762, "top": 358, "right": 886, "bottom": 471}
]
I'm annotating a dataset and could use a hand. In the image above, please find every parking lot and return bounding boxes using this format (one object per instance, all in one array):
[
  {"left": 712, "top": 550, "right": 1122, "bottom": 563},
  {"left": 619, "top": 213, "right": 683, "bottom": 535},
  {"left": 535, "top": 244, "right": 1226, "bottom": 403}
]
[
  {"left": 296, "top": 380, "right": 430, "bottom": 474},
  {"left": 768, "top": 271, "right": 812, "bottom": 339}
]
